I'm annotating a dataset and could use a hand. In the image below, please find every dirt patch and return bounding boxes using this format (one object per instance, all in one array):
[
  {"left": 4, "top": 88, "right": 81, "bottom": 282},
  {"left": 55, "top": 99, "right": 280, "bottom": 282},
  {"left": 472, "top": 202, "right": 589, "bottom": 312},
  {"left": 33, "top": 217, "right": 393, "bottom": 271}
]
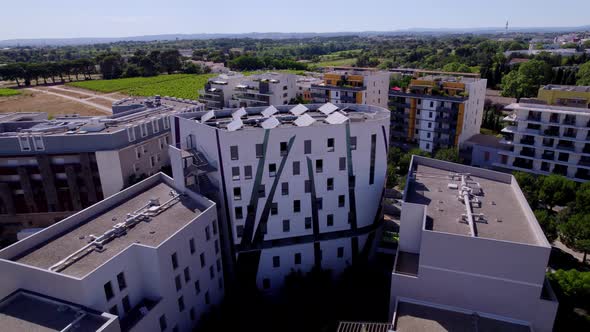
[
  {"left": 0, "top": 91, "right": 109, "bottom": 117},
  {"left": 85, "top": 97, "right": 114, "bottom": 108},
  {"left": 46, "top": 87, "right": 92, "bottom": 99}
]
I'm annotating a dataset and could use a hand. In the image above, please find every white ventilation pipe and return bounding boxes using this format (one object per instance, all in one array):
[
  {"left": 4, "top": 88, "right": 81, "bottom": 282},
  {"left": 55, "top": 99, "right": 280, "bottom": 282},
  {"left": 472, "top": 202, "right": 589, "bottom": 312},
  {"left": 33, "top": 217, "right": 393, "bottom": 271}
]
[{"left": 460, "top": 175, "right": 476, "bottom": 237}]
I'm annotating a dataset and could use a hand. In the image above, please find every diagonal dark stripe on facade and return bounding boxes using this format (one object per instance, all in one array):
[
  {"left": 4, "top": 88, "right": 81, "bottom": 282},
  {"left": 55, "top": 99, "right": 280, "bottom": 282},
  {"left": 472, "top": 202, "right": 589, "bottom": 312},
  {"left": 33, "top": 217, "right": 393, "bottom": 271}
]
[
  {"left": 240, "top": 130, "right": 270, "bottom": 248},
  {"left": 252, "top": 135, "right": 297, "bottom": 244},
  {"left": 381, "top": 125, "right": 389, "bottom": 150},
  {"left": 306, "top": 157, "right": 320, "bottom": 238},
  {"left": 345, "top": 123, "right": 358, "bottom": 230}
]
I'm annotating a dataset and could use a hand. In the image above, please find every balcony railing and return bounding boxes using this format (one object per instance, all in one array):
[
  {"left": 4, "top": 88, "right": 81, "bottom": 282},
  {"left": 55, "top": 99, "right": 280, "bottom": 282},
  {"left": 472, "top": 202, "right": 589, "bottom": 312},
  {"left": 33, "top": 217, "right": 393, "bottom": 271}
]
[
  {"left": 563, "top": 131, "right": 577, "bottom": 138},
  {"left": 520, "top": 138, "right": 536, "bottom": 145},
  {"left": 520, "top": 149, "right": 536, "bottom": 157},
  {"left": 527, "top": 114, "right": 542, "bottom": 122},
  {"left": 542, "top": 153, "right": 554, "bottom": 161},
  {"left": 544, "top": 128, "right": 560, "bottom": 137},
  {"left": 563, "top": 118, "right": 577, "bottom": 126},
  {"left": 556, "top": 143, "right": 575, "bottom": 151}
]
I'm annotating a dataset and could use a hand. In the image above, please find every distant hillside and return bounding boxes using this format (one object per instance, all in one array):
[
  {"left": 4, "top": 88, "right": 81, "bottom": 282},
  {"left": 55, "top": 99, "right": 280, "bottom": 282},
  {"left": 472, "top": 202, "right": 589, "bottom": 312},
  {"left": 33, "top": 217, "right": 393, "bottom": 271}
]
[{"left": 2, "top": 26, "right": 590, "bottom": 47}]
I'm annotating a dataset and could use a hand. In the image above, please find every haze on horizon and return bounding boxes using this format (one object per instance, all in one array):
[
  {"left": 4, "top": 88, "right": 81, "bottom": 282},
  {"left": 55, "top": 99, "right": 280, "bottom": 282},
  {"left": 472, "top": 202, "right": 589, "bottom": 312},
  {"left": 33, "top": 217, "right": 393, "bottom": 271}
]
[{"left": 1, "top": 0, "right": 589, "bottom": 40}]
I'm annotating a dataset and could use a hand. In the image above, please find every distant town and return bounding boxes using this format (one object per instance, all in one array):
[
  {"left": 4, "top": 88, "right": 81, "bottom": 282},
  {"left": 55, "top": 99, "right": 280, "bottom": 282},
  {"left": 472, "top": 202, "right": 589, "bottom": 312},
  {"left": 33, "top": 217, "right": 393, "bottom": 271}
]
[{"left": 0, "top": 28, "right": 590, "bottom": 332}]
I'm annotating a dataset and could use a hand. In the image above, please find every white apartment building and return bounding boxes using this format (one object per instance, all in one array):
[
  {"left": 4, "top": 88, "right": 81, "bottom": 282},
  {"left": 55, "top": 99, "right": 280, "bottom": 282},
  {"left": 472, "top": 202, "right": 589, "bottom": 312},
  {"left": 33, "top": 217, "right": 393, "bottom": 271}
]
[
  {"left": 311, "top": 67, "right": 389, "bottom": 108},
  {"left": 169, "top": 102, "right": 390, "bottom": 291},
  {"left": 389, "top": 71, "right": 487, "bottom": 153},
  {"left": 228, "top": 73, "right": 297, "bottom": 108},
  {"left": 390, "top": 156, "right": 557, "bottom": 332},
  {"left": 198, "top": 72, "right": 245, "bottom": 109},
  {"left": 0, "top": 173, "right": 224, "bottom": 332},
  {"left": 497, "top": 101, "right": 590, "bottom": 181}
]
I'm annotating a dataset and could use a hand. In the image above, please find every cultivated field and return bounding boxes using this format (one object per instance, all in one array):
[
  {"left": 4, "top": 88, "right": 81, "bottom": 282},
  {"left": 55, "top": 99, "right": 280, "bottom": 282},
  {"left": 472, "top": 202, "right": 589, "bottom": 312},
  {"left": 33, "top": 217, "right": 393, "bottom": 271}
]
[{"left": 0, "top": 88, "right": 21, "bottom": 97}]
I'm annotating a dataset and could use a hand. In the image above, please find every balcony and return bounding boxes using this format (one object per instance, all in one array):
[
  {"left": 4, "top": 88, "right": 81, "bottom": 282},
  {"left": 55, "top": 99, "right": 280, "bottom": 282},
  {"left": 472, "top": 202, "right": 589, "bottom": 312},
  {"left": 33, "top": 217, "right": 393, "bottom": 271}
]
[
  {"left": 556, "top": 142, "right": 575, "bottom": 151},
  {"left": 579, "top": 158, "right": 590, "bottom": 167},
  {"left": 311, "top": 83, "right": 366, "bottom": 92},
  {"left": 527, "top": 113, "right": 542, "bottom": 122},
  {"left": 513, "top": 158, "right": 534, "bottom": 170},
  {"left": 544, "top": 128, "right": 560, "bottom": 137},
  {"left": 584, "top": 145, "right": 590, "bottom": 154},
  {"left": 549, "top": 115, "right": 560, "bottom": 124},
  {"left": 563, "top": 130, "right": 577, "bottom": 139},
  {"left": 542, "top": 139, "right": 554, "bottom": 147},
  {"left": 541, "top": 152, "right": 555, "bottom": 161},
  {"left": 520, "top": 137, "right": 536, "bottom": 146},
  {"left": 563, "top": 116, "right": 577, "bottom": 126},
  {"left": 520, "top": 148, "right": 536, "bottom": 157},
  {"left": 120, "top": 297, "right": 161, "bottom": 331}
]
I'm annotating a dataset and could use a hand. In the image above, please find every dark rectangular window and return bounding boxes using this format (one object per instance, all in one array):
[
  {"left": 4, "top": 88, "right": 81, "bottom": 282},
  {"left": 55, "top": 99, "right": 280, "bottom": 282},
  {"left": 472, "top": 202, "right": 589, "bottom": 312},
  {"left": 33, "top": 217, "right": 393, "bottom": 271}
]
[
  {"left": 281, "top": 182, "right": 289, "bottom": 195},
  {"left": 271, "top": 202, "right": 278, "bottom": 215},
  {"left": 175, "top": 275, "right": 182, "bottom": 291},
  {"left": 178, "top": 296, "right": 185, "bottom": 312},
  {"left": 122, "top": 295, "right": 131, "bottom": 313},
  {"left": 338, "top": 247, "right": 344, "bottom": 258},
  {"left": 212, "top": 220, "right": 218, "bottom": 235},
  {"left": 233, "top": 187, "right": 241, "bottom": 200},
  {"left": 350, "top": 136, "right": 357, "bottom": 150},
  {"left": 269, "top": 163, "right": 277, "bottom": 177},
  {"left": 171, "top": 253, "right": 178, "bottom": 270},
  {"left": 205, "top": 226, "right": 211, "bottom": 241},
  {"left": 263, "top": 278, "right": 271, "bottom": 289},
  {"left": 184, "top": 267, "right": 191, "bottom": 282},
  {"left": 280, "top": 142, "right": 288, "bottom": 156},
  {"left": 230, "top": 145, "right": 239, "bottom": 160},
  {"left": 200, "top": 253, "right": 206, "bottom": 267},
  {"left": 244, "top": 165, "right": 253, "bottom": 179},
  {"left": 327, "top": 178, "right": 334, "bottom": 191},
  {"left": 189, "top": 238, "right": 195, "bottom": 254},
  {"left": 305, "top": 180, "right": 311, "bottom": 193},
  {"left": 293, "top": 200, "right": 301, "bottom": 213},
  {"left": 215, "top": 239, "right": 220, "bottom": 254},
  {"left": 339, "top": 195, "right": 345, "bottom": 207},
  {"left": 316, "top": 159, "right": 323, "bottom": 173},
  {"left": 237, "top": 225, "right": 244, "bottom": 237},
  {"left": 327, "top": 214, "right": 334, "bottom": 227},
  {"left": 273, "top": 256, "right": 280, "bottom": 267},
  {"left": 256, "top": 144, "right": 264, "bottom": 158},
  {"left": 235, "top": 206, "right": 243, "bottom": 219},
  {"left": 327, "top": 138, "right": 335, "bottom": 152},
  {"left": 305, "top": 217, "right": 312, "bottom": 229},
  {"left": 317, "top": 197, "right": 323, "bottom": 210},
  {"left": 117, "top": 272, "right": 127, "bottom": 291},
  {"left": 283, "top": 219, "right": 290, "bottom": 232},
  {"left": 232, "top": 166, "right": 240, "bottom": 181},
  {"left": 104, "top": 282, "right": 114, "bottom": 301},
  {"left": 258, "top": 185, "right": 266, "bottom": 198},
  {"left": 217, "top": 258, "right": 222, "bottom": 272},
  {"left": 339, "top": 157, "right": 346, "bottom": 171},
  {"left": 293, "top": 161, "right": 300, "bottom": 175},
  {"left": 294, "top": 253, "right": 301, "bottom": 265},
  {"left": 205, "top": 291, "right": 210, "bottom": 305},
  {"left": 195, "top": 280, "right": 201, "bottom": 294},
  {"left": 369, "top": 134, "right": 376, "bottom": 185},
  {"left": 209, "top": 265, "right": 215, "bottom": 279},
  {"left": 304, "top": 140, "right": 312, "bottom": 154},
  {"left": 159, "top": 315, "right": 167, "bottom": 332}
]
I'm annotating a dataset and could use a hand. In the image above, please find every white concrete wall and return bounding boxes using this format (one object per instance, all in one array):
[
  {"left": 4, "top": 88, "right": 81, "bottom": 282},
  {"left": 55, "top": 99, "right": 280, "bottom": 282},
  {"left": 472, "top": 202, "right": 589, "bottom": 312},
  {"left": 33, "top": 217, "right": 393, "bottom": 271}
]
[
  {"left": 96, "top": 150, "right": 124, "bottom": 198},
  {"left": 398, "top": 203, "right": 425, "bottom": 254}
]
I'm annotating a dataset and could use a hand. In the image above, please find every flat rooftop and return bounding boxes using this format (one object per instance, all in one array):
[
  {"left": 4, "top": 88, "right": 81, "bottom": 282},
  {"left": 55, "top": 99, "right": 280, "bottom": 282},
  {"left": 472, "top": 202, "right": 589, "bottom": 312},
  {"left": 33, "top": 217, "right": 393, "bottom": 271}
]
[
  {"left": 393, "top": 301, "right": 531, "bottom": 332},
  {"left": 406, "top": 164, "right": 539, "bottom": 245},
  {"left": 0, "top": 291, "right": 114, "bottom": 332},
  {"left": 506, "top": 102, "right": 590, "bottom": 115},
  {"left": 542, "top": 84, "right": 590, "bottom": 92},
  {"left": 13, "top": 180, "right": 203, "bottom": 277}
]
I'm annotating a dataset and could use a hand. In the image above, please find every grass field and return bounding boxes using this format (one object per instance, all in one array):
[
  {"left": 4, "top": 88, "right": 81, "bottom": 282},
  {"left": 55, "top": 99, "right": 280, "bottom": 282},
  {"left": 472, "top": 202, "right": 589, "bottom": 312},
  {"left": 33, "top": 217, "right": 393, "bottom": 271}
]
[
  {"left": 67, "top": 74, "right": 216, "bottom": 99},
  {"left": 0, "top": 88, "right": 21, "bottom": 97}
]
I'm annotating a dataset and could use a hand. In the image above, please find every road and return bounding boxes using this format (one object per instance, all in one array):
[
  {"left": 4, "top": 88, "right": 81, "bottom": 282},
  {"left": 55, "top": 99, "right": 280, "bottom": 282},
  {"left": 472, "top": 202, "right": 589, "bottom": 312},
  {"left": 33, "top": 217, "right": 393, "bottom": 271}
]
[
  {"left": 26, "top": 87, "right": 112, "bottom": 113},
  {"left": 48, "top": 86, "right": 118, "bottom": 102}
]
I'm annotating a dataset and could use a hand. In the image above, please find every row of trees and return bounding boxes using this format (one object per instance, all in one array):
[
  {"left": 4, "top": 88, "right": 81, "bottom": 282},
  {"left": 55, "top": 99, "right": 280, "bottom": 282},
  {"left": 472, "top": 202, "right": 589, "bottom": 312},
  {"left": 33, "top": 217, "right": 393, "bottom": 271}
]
[
  {"left": 0, "top": 59, "right": 95, "bottom": 86},
  {"left": 228, "top": 55, "right": 308, "bottom": 71},
  {"left": 386, "top": 147, "right": 460, "bottom": 189}
]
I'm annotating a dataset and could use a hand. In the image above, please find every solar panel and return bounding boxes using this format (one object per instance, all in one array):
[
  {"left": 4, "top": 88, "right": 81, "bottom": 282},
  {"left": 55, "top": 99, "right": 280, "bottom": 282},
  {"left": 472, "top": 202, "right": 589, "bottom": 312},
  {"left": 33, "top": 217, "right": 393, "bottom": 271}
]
[
  {"left": 325, "top": 111, "right": 349, "bottom": 125},
  {"left": 319, "top": 102, "right": 339, "bottom": 115},
  {"left": 262, "top": 105, "right": 279, "bottom": 118},
  {"left": 232, "top": 107, "right": 247, "bottom": 119},
  {"left": 294, "top": 114, "right": 316, "bottom": 127},
  {"left": 227, "top": 118, "right": 243, "bottom": 132},
  {"left": 261, "top": 116, "right": 280, "bottom": 129},
  {"left": 201, "top": 110, "right": 215, "bottom": 122},
  {"left": 289, "top": 104, "right": 308, "bottom": 116}
]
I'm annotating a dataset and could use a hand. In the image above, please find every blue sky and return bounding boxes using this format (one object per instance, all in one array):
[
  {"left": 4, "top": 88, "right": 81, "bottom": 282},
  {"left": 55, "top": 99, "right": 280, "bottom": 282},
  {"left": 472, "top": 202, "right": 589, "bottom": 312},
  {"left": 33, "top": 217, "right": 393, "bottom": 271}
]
[{"left": 1, "top": 0, "right": 589, "bottom": 39}]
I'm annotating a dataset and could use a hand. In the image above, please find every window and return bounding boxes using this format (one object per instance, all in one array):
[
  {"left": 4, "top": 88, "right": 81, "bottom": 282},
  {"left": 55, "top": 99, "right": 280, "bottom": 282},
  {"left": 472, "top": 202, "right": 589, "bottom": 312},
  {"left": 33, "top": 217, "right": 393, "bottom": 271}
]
[
  {"left": 327, "top": 138, "right": 335, "bottom": 152},
  {"left": 269, "top": 163, "right": 277, "bottom": 177},
  {"left": 230, "top": 146, "right": 239, "bottom": 160},
  {"left": 244, "top": 165, "right": 253, "bottom": 179},
  {"left": 32, "top": 136, "right": 44, "bottom": 151},
  {"left": 305, "top": 217, "right": 312, "bottom": 229},
  {"left": 293, "top": 161, "right": 300, "bottom": 175},
  {"left": 327, "top": 178, "right": 334, "bottom": 191},
  {"left": 205, "top": 291, "right": 210, "bottom": 305},
  {"left": 256, "top": 144, "right": 264, "bottom": 158},
  {"left": 189, "top": 238, "right": 195, "bottom": 254},
  {"left": 236, "top": 225, "right": 244, "bottom": 237},
  {"left": 158, "top": 138, "right": 164, "bottom": 150},
  {"left": 163, "top": 116, "right": 170, "bottom": 129},
  {"left": 190, "top": 307, "right": 196, "bottom": 321},
  {"left": 184, "top": 267, "right": 191, "bottom": 282},
  {"left": 281, "top": 182, "right": 289, "bottom": 196},
  {"left": 484, "top": 151, "right": 490, "bottom": 161},
  {"left": 327, "top": 214, "right": 334, "bottom": 227},
  {"left": 426, "top": 143, "right": 430, "bottom": 149},
  {"left": 350, "top": 136, "right": 357, "bottom": 150},
  {"left": 427, "top": 132, "right": 431, "bottom": 139},
  {"left": 152, "top": 119, "right": 160, "bottom": 133},
  {"left": 175, "top": 275, "right": 182, "bottom": 291},
  {"left": 117, "top": 272, "right": 127, "bottom": 291},
  {"left": 338, "top": 247, "right": 344, "bottom": 258},
  {"left": 263, "top": 278, "right": 271, "bottom": 289},
  {"left": 159, "top": 315, "right": 167, "bottom": 332},
  {"left": 283, "top": 219, "right": 290, "bottom": 232},
  {"left": 339, "top": 157, "right": 346, "bottom": 171},
  {"left": 109, "top": 305, "right": 118, "bottom": 316},
  {"left": 294, "top": 253, "right": 301, "bottom": 265},
  {"left": 127, "top": 127, "right": 136, "bottom": 142},
  {"left": 304, "top": 140, "right": 312, "bottom": 154},
  {"left": 429, "top": 112, "right": 433, "bottom": 118},
  {"left": 178, "top": 296, "right": 185, "bottom": 312},
  {"left": 232, "top": 167, "right": 240, "bottom": 181},
  {"left": 428, "top": 122, "right": 432, "bottom": 128},
  {"left": 258, "top": 185, "right": 266, "bottom": 198},
  {"left": 235, "top": 206, "right": 243, "bottom": 219},
  {"left": 122, "top": 295, "right": 131, "bottom": 313},
  {"left": 104, "top": 282, "right": 114, "bottom": 301},
  {"left": 212, "top": 220, "right": 218, "bottom": 235},
  {"left": 140, "top": 123, "right": 148, "bottom": 137},
  {"left": 317, "top": 197, "right": 323, "bottom": 210},
  {"left": 338, "top": 195, "right": 345, "bottom": 207},
  {"left": 150, "top": 155, "right": 156, "bottom": 167},
  {"left": 316, "top": 159, "right": 323, "bottom": 173},
  {"left": 271, "top": 202, "right": 278, "bottom": 215},
  {"left": 215, "top": 239, "right": 220, "bottom": 254},
  {"left": 195, "top": 280, "right": 201, "bottom": 294},
  {"left": 205, "top": 226, "right": 211, "bottom": 241},
  {"left": 304, "top": 180, "right": 311, "bottom": 194},
  {"left": 280, "top": 142, "right": 288, "bottom": 156},
  {"left": 135, "top": 147, "right": 141, "bottom": 159},
  {"left": 171, "top": 253, "right": 178, "bottom": 270},
  {"left": 209, "top": 265, "right": 215, "bottom": 279},
  {"left": 369, "top": 134, "right": 376, "bottom": 185},
  {"left": 200, "top": 253, "right": 206, "bottom": 267},
  {"left": 273, "top": 256, "right": 280, "bottom": 267},
  {"left": 293, "top": 200, "right": 301, "bottom": 213}
]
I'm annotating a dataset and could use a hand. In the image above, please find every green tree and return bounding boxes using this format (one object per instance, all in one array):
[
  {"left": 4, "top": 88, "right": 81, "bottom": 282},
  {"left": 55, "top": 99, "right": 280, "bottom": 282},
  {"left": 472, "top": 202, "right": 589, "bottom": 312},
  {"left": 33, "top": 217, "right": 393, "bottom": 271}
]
[
  {"left": 98, "top": 54, "right": 123, "bottom": 80},
  {"left": 548, "top": 269, "right": 590, "bottom": 303},
  {"left": 433, "top": 148, "right": 460, "bottom": 163},
  {"left": 577, "top": 61, "right": 590, "bottom": 86},
  {"left": 559, "top": 214, "right": 590, "bottom": 263},
  {"left": 514, "top": 171, "right": 540, "bottom": 209},
  {"left": 538, "top": 175, "right": 576, "bottom": 209},
  {"left": 442, "top": 62, "right": 471, "bottom": 73},
  {"left": 534, "top": 209, "right": 558, "bottom": 242},
  {"left": 160, "top": 49, "right": 182, "bottom": 74},
  {"left": 501, "top": 60, "right": 552, "bottom": 99}
]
